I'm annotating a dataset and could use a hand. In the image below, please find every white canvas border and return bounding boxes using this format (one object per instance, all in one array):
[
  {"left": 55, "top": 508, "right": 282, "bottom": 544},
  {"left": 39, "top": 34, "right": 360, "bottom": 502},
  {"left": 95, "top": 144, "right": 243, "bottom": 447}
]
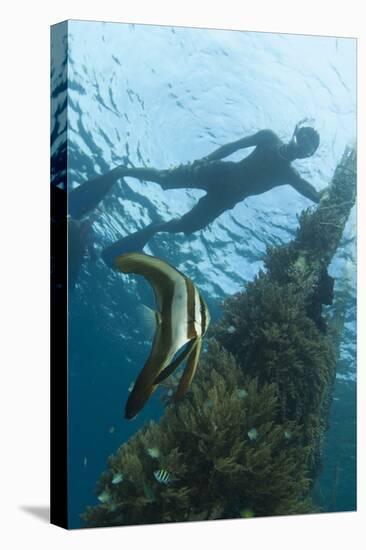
[{"left": 0, "top": 1, "right": 364, "bottom": 549}]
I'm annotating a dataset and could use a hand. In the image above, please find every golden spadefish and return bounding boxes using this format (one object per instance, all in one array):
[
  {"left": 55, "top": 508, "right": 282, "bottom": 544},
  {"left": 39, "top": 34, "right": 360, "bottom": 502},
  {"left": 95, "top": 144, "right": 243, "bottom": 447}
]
[{"left": 114, "top": 252, "right": 210, "bottom": 419}]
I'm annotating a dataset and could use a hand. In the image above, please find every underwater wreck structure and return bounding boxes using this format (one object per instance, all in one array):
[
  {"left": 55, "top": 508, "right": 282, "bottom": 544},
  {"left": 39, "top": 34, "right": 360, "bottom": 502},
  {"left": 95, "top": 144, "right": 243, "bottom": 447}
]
[{"left": 82, "top": 146, "right": 356, "bottom": 527}]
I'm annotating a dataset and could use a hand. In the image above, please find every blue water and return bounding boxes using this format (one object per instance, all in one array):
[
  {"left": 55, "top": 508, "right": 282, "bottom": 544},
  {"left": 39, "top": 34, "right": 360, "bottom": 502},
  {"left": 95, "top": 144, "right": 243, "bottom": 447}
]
[{"left": 51, "top": 21, "right": 356, "bottom": 528}]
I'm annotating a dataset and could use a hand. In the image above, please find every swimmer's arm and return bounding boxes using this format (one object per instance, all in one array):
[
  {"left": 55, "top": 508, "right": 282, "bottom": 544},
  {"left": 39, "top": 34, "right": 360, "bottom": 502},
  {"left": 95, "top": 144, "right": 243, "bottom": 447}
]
[
  {"left": 288, "top": 169, "right": 321, "bottom": 203},
  {"left": 205, "top": 130, "right": 276, "bottom": 161}
]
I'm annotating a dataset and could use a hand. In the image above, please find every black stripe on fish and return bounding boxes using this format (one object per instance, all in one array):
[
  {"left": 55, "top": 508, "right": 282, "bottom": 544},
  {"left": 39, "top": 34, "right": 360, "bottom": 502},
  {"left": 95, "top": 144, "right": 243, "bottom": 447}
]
[
  {"left": 154, "top": 339, "right": 197, "bottom": 385},
  {"left": 154, "top": 469, "right": 171, "bottom": 484},
  {"left": 200, "top": 294, "right": 207, "bottom": 335},
  {"left": 185, "top": 276, "right": 197, "bottom": 340},
  {"left": 175, "top": 338, "right": 201, "bottom": 401}
]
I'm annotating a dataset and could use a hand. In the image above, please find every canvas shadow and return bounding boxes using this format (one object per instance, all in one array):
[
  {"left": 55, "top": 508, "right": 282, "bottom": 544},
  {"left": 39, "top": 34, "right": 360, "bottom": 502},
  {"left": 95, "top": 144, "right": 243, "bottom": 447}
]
[{"left": 20, "top": 505, "right": 50, "bottom": 523}]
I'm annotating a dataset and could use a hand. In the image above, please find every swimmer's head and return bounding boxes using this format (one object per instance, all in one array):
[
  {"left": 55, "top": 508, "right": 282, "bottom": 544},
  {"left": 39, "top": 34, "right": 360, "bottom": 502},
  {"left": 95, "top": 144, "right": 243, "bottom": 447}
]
[
  {"left": 284, "top": 121, "right": 320, "bottom": 160},
  {"left": 293, "top": 125, "right": 320, "bottom": 158}
]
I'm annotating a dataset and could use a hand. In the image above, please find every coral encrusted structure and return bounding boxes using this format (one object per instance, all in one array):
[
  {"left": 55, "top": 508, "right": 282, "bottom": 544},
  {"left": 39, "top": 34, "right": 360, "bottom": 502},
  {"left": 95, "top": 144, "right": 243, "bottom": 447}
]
[{"left": 82, "top": 147, "right": 356, "bottom": 527}]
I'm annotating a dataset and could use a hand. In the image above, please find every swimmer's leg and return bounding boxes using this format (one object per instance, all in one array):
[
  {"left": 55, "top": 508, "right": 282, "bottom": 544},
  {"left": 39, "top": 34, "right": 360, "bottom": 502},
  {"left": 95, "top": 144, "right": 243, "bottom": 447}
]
[
  {"left": 69, "top": 167, "right": 123, "bottom": 219},
  {"left": 146, "top": 159, "right": 232, "bottom": 191},
  {"left": 161, "top": 194, "right": 223, "bottom": 234},
  {"left": 101, "top": 222, "right": 165, "bottom": 267},
  {"left": 101, "top": 195, "right": 222, "bottom": 268},
  {"left": 116, "top": 164, "right": 208, "bottom": 191},
  {"left": 100, "top": 211, "right": 201, "bottom": 268},
  {"left": 70, "top": 159, "right": 228, "bottom": 220}
]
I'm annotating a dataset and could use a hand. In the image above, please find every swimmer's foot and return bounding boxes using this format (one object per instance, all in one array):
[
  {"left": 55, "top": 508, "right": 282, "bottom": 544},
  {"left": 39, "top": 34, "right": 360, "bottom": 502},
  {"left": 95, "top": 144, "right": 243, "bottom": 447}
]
[{"left": 101, "top": 222, "right": 163, "bottom": 267}]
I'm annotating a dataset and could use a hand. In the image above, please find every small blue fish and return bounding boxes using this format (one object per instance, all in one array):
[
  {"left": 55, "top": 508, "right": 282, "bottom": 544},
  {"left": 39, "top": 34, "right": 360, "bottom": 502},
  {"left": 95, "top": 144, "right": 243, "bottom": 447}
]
[
  {"left": 111, "top": 472, "right": 124, "bottom": 485},
  {"left": 147, "top": 446, "right": 160, "bottom": 459},
  {"left": 247, "top": 428, "right": 258, "bottom": 441},
  {"left": 98, "top": 490, "right": 111, "bottom": 503},
  {"left": 154, "top": 469, "right": 175, "bottom": 485}
]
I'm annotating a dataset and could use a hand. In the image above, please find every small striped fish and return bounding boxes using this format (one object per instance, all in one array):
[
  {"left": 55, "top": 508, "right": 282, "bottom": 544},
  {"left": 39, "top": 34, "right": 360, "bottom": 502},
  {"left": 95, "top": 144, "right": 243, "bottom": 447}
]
[
  {"left": 115, "top": 253, "right": 210, "bottom": 419},
  {"left": 153, "top": 469, "right": 175, "bottom": 485}
]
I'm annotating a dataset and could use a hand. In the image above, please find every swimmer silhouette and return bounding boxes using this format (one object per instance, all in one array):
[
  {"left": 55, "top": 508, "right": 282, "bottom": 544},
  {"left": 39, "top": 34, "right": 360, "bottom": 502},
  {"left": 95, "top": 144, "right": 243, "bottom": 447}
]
[{"left": 100, "top": 121, "right": 321, "bottom": 266}]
